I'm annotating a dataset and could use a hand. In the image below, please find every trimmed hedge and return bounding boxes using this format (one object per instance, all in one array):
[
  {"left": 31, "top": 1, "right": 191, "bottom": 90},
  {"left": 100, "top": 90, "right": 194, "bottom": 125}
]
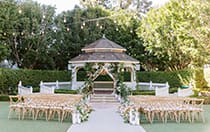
[
  {"left": 0, "top": 68, "right": 71, "bottom": 94},
  {"left": 0, "top": 68, "right": 207, "bottom": 94},
  {"left": 136, "top": 69, "right": 207, "bottom": 88},
  {"left": 54, "top": 89, "right": 78, "bottom": 94}
]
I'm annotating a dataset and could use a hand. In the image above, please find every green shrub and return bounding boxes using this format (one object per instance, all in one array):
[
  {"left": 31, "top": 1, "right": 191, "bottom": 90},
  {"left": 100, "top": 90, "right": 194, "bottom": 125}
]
[
  {"left": 169, "top": 88, "right": 178, "bottom": 93},
  {"left": 0, "top": 95, "right": 9, "bottom": 101},
  {"left": 54, "top": 89, "right": 78, "bottom": 94},
  {"left": 0, "top": 68, "right": 71, "bottom": 94},
  {"left": 194, "top": 69, "right": 208, "bottom": 88},
  {"left": 136, "top": 69, "right": 207, "bottom": 89},
  {"left": 33, "top": 87, "right": 40, "bottom": 93},
  {"left": 132, "top": 90, "right": 155, "bottom": 95}
]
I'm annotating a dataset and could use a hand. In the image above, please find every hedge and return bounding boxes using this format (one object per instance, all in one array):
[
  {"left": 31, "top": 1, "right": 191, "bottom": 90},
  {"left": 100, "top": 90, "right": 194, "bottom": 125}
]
[
  {"left": 136, "top": 69, "right": 208, "bottom": 88},
  {"left": 0, "top": 68, "right": 208, "bottom": 94},
  {"left": 0, "top": 68, "right": 71, "bottom": 94}
]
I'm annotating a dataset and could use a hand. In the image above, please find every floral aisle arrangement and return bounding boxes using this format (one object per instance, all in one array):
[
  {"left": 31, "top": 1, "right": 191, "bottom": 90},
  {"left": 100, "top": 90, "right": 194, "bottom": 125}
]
[{"left": 75, "top": 101, "right": 93, "bottom": 123}]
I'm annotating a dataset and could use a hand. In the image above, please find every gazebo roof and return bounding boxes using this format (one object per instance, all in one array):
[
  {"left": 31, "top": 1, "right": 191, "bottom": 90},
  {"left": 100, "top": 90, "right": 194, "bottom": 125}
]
[
  {"left": 82, "top": 38, "right": 126, "bottom": 52},
  {"left": 70, "top": 52, "right": 139, "bottom": 63},
  {"left": 69, "top": 37, "right": 139, "bottom": 64}
]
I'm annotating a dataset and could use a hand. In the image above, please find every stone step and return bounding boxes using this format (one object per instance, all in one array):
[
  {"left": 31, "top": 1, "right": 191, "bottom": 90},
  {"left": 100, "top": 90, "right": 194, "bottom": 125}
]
[
  {"left": 90, "top": 100, "right": 119, "bottom": 103},
  {"left": 94, "top": 88, "right": 114, "bottom": 91},
  {"left": 93, "top": 94, "right": 116, "bottom": 97},
  {"left": 90, "top": 94, "right": 119, "bottom": 103}
]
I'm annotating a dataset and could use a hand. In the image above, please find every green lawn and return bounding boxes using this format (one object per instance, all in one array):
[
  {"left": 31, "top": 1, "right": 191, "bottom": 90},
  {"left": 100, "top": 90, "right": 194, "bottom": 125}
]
[
  {"left": 141, "top": 105, "right": 210, "bottom": 132},
  {"left": 0, "top": 102, "right": 70, "bottom": 132}
]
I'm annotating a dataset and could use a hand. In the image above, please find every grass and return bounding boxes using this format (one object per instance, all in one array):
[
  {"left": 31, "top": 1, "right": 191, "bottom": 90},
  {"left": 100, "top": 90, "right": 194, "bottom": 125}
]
[
  {"left": 0, "top": 102, "right": 70, "bottom": 132},
  {"left": 141, "top": 105, "right": 210, "bottom": 132}
]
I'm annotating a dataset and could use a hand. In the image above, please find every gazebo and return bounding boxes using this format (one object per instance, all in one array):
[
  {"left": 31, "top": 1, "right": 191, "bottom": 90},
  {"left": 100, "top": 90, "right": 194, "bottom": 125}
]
[{"left": 68, "top": 36, "right": 139, "bottom": 94}]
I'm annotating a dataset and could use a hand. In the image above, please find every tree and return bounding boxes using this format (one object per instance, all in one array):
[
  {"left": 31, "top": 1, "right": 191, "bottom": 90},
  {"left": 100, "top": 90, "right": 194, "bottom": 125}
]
[
  {"left": 0, "top": 0, "right": 56, "bottom": 69},
  {"left": 53, "top": 6, "right": 145, "bottom": 70},
  {"left": 80, "top": 0, "right": 152, "bottom": 16},
  {"left": 137, "top": 0, "right": 210, "bottom": 71}
]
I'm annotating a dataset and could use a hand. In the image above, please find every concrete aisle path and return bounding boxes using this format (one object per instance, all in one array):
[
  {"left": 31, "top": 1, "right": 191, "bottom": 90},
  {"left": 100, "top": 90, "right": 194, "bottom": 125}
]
[{"left": 67, "top": 103, "right": 146, "bottom": 132}]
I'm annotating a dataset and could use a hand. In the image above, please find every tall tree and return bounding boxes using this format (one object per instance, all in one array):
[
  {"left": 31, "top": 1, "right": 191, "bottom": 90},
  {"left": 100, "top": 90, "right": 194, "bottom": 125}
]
[
  {"left": 0, "top": 0, "right": 56, "bottom": 69},
  {"left": 53, "top": 6, "right": 145, "bottom": 70},
  {"left": 80, "top": 0, "right": 152, "bottom": 16},
  {"left": 137, "top": 0, "right": 210, "bottom": 71}
]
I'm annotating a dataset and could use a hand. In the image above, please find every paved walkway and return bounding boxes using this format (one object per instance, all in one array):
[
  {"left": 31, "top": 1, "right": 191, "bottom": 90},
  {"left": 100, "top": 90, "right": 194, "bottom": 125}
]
[{"left": 67, "top": 103, "right": 146, "bottom": 132}]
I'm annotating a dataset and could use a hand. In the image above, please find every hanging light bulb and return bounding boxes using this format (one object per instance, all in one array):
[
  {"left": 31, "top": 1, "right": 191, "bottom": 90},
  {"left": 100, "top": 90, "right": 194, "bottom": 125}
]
[
  {"left": 3, "top": 32, "right": 6, "bottom": 36},
  {"left": 96, "top": 22, "right": 99, "bottom": 27},
  {"left": 100, "top": 25, "right": 103, "bottom": 29},
  {"left": 130, "top": 29, "right": 133, "bottom": 33},
  {"left": 63, "top": 17, "right": 67, "bottom": 23},
  {"left": 12, "top": 32, "right": 16, "bottom": 36},
  {"left": 116, "top": 27, "right": 119, "bottom": 31},
  {"left": 18, "top": 8, "right": 22, "bottom": 14},
  {"left": 31, "top": 32, "right": 34, "bottom": 35},
  {"left": 21, "top": 32, "right": 24, "bottom": 35},
  {"left": 66, "top": 27, "right": 70, "bottom": 31},
  {"left": 81, "top": 25, "right": 84, "bottom": 29},
  {"left": 114, "top": 20, "right": 117, "bottom": 23},
  {"left": 83, "top": 22, "right": 86, "bottom": 26},
  {"left": 43, "top": 15, "right": 46, "bottom": 19}
]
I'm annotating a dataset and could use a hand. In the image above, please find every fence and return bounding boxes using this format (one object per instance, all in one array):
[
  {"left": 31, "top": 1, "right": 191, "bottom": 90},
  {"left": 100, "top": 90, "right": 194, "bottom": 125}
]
[
  {"left": 40, "top": 81, "right": 71, "bottom": 89},
  {"left": 40, "top": 83, "right": 55, "bottom": 94},
  {"left": 18, "top": 81, "right": 33, "bottom": 95},
  {"left": 155, "top": 86, "right": 169, "bottom": 96},
  {"left": 177, "top": 87, "right": 193, "bottom": 97},
  {"left": 137, "top": 81, "right": 169, "bottom": 90}
]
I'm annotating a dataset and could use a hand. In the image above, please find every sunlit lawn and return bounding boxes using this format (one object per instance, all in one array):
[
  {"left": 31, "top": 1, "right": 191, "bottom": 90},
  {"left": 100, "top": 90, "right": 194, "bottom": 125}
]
[{"left": 0, "top": 102, "right": 70, "bottom": 132}]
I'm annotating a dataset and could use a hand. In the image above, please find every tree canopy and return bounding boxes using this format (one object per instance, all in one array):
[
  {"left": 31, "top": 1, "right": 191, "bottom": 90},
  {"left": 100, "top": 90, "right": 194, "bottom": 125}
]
[
  {"left": 0, "top": 0, "right": 209, "bottom": 71},
  {"left": 137, "top": 0, "right": 210, "bottom": 71}
]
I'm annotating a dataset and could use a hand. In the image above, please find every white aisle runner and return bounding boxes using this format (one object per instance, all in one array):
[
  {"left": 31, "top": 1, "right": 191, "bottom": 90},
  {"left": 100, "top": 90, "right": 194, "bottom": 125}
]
[{"left": 67, "top": 103, "right": 146, "bottom": 132}]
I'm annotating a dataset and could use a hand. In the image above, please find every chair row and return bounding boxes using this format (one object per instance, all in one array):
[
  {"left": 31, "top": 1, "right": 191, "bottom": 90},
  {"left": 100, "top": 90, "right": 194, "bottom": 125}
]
[
  {"left": 8, "top": 94, "right": 91, "bottom": 123},
  {"left": 119, "top": 96, "right": 205, "bottom": 124}
]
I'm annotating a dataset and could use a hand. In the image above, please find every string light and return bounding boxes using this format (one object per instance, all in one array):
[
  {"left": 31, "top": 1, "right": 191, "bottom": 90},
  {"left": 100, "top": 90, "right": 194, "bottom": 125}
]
[
  {"left": 1, "top": 8, "right": 137, "bottom": 37},
  {"left": 18, "top": 8, "right": 22, "bottom": 14},
  {"left": 100, "top": 25, "right": 103, "bottom": 29},
  {"left": 63, "top": 17, "right": 67, "bottom": 23},
  {"left": 3, "top": 32, "right": 6, "bottom": 36},
  {"left": 96, "top": 22, "right": 99, "bottom": 27},
  {"left": 82, "top": 22, "right": 85, "bottom": 26}
]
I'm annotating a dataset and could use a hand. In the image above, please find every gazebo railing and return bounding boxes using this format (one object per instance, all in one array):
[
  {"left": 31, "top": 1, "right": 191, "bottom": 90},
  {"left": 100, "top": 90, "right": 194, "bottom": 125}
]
[
  {"left": 40, "top": 81, "right": 71, "bottom": 89},
  {"left": 137, "top": 81, "right": 169, "bottom": 90}
]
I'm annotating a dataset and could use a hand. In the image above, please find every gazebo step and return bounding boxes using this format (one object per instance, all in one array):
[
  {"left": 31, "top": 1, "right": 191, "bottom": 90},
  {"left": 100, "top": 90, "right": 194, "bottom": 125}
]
[
  {"left": 94, "top": 88, "right": 114, "bottom": 91},
  {"left": 90, "top": 94, "right": 119, "bottom": 103}
]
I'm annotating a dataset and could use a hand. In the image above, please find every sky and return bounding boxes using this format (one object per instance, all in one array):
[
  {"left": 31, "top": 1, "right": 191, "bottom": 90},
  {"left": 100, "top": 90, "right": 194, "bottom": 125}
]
[{"left": 34, "top": 0, "right": 169, "bottom": 14}]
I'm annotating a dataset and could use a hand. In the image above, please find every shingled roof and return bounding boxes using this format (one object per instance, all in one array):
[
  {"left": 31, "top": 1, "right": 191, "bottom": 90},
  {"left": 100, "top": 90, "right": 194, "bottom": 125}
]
[
  {"left": 82, "top": 38, "right": 126, "bottom": 52},
  {"left": 69, "top": 37, "right": 139, "bottom": 64}
]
